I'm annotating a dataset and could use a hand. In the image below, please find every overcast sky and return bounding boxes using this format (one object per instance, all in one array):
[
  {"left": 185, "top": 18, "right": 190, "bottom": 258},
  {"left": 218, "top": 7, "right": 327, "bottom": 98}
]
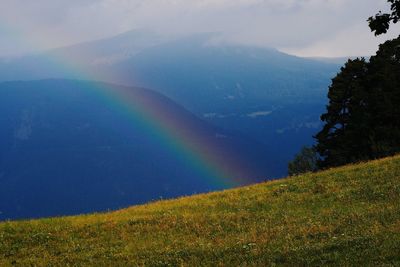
[{"left": 1, "top": 0, "right": 399, "bottom": 57}]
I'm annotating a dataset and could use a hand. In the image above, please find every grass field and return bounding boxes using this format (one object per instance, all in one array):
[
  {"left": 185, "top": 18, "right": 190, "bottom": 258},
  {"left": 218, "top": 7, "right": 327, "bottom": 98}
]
[{"left": 1, "top": 155, "right": 400, "bottom": 266}]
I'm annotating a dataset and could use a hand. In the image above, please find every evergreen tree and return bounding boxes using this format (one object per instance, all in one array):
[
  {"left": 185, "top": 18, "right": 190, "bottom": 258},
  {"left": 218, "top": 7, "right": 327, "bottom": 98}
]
[
  {"left": 315, "top": 58, "right": 369, "bottom": 168},
  {"left": 366, "top": 37, "right": 400, "bottom": 157},
  {"left": 315, "top": 37, "right": 400, "bottom": 168},
  {"left": 292, "top": 1, "right": 400, "bottom": 171}
]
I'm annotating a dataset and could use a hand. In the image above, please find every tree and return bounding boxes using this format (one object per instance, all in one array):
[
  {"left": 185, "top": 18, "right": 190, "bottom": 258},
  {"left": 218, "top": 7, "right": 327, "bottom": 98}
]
[
  {"left": 315, "top": 37, "right": 400, "bottom": 169},
  {"left": 288, "top": 146, "right": 318, "bottom": 176},
  {"left": 310, "top": 1, "right": 400, "bottom": 169},
  {"left": 366, "top": 37, "right": 400, "bottom": 157},
  {"left": 368, "top": 0, "right": 400, "bottom": 35},
  {"left": 315, "top": 58, "right": 370, "bottom": 168}
]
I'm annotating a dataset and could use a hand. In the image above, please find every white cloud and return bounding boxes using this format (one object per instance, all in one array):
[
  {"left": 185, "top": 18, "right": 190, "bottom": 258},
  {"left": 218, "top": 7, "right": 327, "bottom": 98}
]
[
  {"left": 0, "top": 0, "right": 399, "bottom": 57},
  {"left": 281, "top": 22, "right": 400, "bottom": 57}
]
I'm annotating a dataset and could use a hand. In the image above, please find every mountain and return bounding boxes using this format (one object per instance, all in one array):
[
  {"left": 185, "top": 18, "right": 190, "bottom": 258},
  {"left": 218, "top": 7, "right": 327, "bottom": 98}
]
[
  {"left": 0, "top": 79, "right": 273, "bottom": 221},
  {"left": 307, "top": 56, "right": 369, "bottom": 65},
  {"left": 1, "top": 155, "right": 399, "bottom": 265},
  {"left": 112, "top": 36, "right": 341, "bottom": 169},
  {"left": 0, "top": 31, "right": 342, "bottom": 175}
]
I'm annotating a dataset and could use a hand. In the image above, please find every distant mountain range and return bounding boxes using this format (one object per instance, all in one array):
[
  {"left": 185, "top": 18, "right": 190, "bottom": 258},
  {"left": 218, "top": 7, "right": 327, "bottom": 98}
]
[
  {"left": 0, "top": 30, "right": 344, "bottom": 177},
  {"left": 0, "top": 31, "right": 347, "bottom": 219},
  {"left": 0, "top": 31, "right": 341, "bottom": 108},
  {"left": 0, "top": 79, "right": 274, "bottom": 220}
]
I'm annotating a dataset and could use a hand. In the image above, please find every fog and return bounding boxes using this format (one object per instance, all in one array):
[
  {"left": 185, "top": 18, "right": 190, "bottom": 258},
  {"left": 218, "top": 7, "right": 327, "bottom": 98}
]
[{"left": 0, "top": 0, "right": 399, "bottom": 57}]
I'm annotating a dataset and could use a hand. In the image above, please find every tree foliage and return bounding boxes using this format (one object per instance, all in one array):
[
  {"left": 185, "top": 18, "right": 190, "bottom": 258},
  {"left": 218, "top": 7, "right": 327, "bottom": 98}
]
[
  {"left": 315, "top": 58, "right": 369, "bottom": 168},
  {"left": 288, "top": 146, "right": 318, "bottom": 176},
  {"left": 368, "top": 0, "right": 400, "bottom": 35},
  {"left": 315, "top": 37, "right": 400, "bottom": 169}
]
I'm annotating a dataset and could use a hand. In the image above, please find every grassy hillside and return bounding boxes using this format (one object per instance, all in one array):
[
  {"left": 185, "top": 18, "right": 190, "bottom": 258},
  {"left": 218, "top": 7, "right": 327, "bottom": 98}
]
[{"left": 1, "top": 156, "right": 400, "bottom": 266}]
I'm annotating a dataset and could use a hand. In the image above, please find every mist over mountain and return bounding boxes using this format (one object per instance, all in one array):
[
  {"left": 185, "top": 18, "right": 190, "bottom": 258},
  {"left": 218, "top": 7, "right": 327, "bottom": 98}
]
[
  {"left": 0, "top": 31, "right": 341, "bottom": 107},
  {"left": 0, "top": 31, "right": 342, "bottom": 175}
]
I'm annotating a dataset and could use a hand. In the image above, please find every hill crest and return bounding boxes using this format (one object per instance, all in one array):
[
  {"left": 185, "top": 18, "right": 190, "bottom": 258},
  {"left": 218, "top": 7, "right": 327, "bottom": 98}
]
[{"left": 1, "top": 155, "right": 399, "bottom": 265}]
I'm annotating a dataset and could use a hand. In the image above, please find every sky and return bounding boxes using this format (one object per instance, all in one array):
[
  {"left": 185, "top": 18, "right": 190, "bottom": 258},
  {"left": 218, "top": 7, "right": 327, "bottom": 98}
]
[{"left": 0, "top": 0, "right": 399, "bottom": 57}]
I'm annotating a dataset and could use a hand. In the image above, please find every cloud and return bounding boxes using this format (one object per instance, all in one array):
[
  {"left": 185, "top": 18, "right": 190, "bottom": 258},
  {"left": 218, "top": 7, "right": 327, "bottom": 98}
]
[
  {"left": 0, "top": 0, "right": 399, "bottom": 57},
  {"left": 281, "top": 22, "right": 400, "bottom": 57}
]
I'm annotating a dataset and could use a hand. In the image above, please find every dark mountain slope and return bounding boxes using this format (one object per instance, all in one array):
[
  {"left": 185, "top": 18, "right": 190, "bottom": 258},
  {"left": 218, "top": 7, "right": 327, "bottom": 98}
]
[{"left": 0, "top": 79, "right": 272, "bottom": 221}]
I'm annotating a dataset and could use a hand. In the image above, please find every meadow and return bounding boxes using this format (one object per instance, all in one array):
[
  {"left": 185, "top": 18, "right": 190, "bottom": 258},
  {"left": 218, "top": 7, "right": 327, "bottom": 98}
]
[{"left": 1, "top": 155, "right": 400, "bottom": 266}]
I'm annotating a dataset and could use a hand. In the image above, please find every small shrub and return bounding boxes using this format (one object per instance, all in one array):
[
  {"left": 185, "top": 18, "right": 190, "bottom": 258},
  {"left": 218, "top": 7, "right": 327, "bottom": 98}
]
[{"left": 288, "top": 146, "right": 319, "bottom": 176}]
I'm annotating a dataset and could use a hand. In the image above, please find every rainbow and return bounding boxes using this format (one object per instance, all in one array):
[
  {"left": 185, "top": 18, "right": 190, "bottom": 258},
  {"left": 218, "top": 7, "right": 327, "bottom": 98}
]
[
  {"left": 90, "top": 82, "right": 258, "bottom": 188},
  {"left": 0, "top": 19, "right": 261, "bottom": 189}
]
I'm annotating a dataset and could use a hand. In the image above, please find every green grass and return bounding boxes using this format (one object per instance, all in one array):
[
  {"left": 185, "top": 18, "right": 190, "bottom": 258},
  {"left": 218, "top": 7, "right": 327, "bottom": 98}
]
[{"left": 1, "top": 156, "right": 400, "bottom": 266}]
